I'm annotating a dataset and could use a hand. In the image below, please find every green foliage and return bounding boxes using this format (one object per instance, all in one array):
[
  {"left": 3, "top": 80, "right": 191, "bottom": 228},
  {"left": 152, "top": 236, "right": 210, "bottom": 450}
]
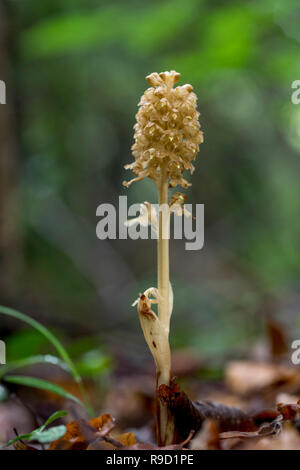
[
  {"left": 0, "top": 306, "right": 94, "bottom": 415},
  {"left": 21, "top": 0, "right": 200, "bottom": 58},
  {"left": 3, "top": 375, "right": 84, "bottom": 407},
  {"left": 125, "top": 0, "right": 200, "bottom": 54},
  {"left": 75, "top": 349, "right": 112, "bottom": 378},
  {"left": 4, "top": 410, "right": 67, "bottom": 447},
  {"left": 22, "top": 6, "right": 120, "bottom": 58},
  {"left": 4, "top": 329, "right": 48, "bottom": 361},
  {"left": 0, "top": 306, "right": 81, "bottom": 383},
  {"left": 0, "top": 354, "right": 70, "bottom": 380},
  {"left": 6, "top": 0, "right": 300, "bottom": 356},
  {"left": 31, "top": 425, "right": 67, "bottom": 444}
]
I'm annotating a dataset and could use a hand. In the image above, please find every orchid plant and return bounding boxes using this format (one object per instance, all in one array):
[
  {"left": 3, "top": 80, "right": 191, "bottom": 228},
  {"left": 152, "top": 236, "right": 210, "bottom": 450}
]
[{"left": 123, "top": 71, "right": 203, "bottom": 445}]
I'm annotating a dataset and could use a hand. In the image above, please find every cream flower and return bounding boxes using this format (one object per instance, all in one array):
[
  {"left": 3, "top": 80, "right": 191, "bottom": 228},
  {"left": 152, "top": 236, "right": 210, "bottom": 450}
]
[
  {"left": 169, "top": 192, "right": 192, "bottom": 218},
  {"left": 125, "top": 201, "right": 158, "bottom": 233},
  {"left": 123, "top": 70, "right": 203, "bottom": 189}
]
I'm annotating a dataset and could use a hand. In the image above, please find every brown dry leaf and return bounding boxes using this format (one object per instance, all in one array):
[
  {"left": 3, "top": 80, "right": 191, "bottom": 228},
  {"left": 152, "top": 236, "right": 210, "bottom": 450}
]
[
  {"left": 88, "top": 431, "right": 191, "bottom": 451},
  {"left": 93, "top": 432, "right": 138, "bottom": 450},
  {"left": 125, "top": 443, "right": 184, "bottom": 450},
  {"left": 219, "top": 417, "right": 282, "bottom": 440},
  {"left": 89, "top": 414, "right": 115, "bottom": 436},
  {"left": 158, "top": 381, "right": 258, "bottom": 442},
  {"left": 125, "top": 432, "right": 194, "bottom": 450},
  {"left": 277, "top": 400, "right": 300, "bottom": 421},
  {"left": 14, "top": 441, "right": 38, "bottom": 451},
  {"left": 219, "top": 400, "right": 300, "bottom": 446},
  {"left": 114, "top": 432, "right": 137, "bottom": 446},
  {"left": 225, "top": 361, "right": 298, "bottom": 395},
  {"left": 239, "top": 423, "right": 300, "bottom": 450},
  {"left": 190, "top": 419, "right": 221, "bottom": 450},
  {"left": 49, "top": 414, "right": 115, "bottom": 450}
]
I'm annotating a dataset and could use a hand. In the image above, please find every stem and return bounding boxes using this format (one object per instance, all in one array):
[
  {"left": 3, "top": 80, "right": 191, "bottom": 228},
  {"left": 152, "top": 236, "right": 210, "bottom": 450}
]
[
  {"left": 156, "top": 161, "right": 174, "bottom": 445},
  {"left": 158, "top": 162, "right": 169, "bottom": 332},
  {"left": 136, "top": 162, "right": 174, "bottom": 445}
]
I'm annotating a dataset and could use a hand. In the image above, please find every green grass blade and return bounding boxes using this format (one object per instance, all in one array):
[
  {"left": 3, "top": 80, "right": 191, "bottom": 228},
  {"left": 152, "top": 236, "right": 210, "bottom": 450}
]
[
  {"left": 0, "top": 305, "right": 81, "bottom": 383},
  {"left": 3, "top": 375, "right": 85, "bottom": 407},
  {"left": 0, "top": 355, "right": 70, "bottom": 380},
  {"left": 5, "top": 433, "right": 33, "bottom": 448},
  {"left": 0, "top": 305, "right": 94, "bottom": 415},
  {"left": 41, "top": 410, "right": 68, "bottom": 428},
  {"left": 4, "top": 410, "right": 68, "bottom": 447}
]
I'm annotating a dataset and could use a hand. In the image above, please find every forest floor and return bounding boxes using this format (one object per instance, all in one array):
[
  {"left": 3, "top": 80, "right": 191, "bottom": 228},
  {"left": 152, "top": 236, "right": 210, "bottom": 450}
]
[{"left": 1, "top": 321, "right": 300, "bottom": 450}]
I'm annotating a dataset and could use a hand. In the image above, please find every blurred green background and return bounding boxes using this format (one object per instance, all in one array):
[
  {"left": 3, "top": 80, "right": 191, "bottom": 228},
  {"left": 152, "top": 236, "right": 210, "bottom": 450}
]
[{"left": 1, "top": 0, "right": 300, "bottom": 373}]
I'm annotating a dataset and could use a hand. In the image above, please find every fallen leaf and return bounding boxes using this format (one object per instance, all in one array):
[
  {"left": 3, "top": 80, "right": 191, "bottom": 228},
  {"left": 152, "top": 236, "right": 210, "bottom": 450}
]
[
  {"left": 125, "top": 431, "right": 194, "bottom": 450},
  {"left": 158, "top": 381, "right": 257, "bottom": 441},
  {"left": 49, "top": 414, "right": 115, "bottom": 450},
  {"left": 277, "top": 400, "right": 300, "bottom": 421},
  {"left": 114, "top": 432, "right": 137, "bottom": 447},
  {"left": 225, "top": 361, "right": 298, "bottom": 395},
  {"left": 13, "top": 441, "right": 38, "bottom": 450},
  {"left": 190, "top": 419, "right": 221, "bottom": 450},
  {"left": 239, "top": 423, "right": 300, "bottom": 450}
]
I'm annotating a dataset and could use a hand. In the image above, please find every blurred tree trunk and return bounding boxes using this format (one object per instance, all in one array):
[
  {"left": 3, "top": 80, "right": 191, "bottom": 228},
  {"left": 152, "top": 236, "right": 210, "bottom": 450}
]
[{"left": 0, "top": 1, "right": 21, "bottom": 299}]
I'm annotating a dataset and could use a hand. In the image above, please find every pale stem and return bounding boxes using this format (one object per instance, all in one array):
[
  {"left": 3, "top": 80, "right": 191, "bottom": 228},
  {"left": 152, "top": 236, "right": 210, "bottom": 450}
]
[
  {"left": 158, "top": 162, "right": 169, "bottom": 330},
  {"left": 156, "top": 161, "right": 174, "bottom": 445}
]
